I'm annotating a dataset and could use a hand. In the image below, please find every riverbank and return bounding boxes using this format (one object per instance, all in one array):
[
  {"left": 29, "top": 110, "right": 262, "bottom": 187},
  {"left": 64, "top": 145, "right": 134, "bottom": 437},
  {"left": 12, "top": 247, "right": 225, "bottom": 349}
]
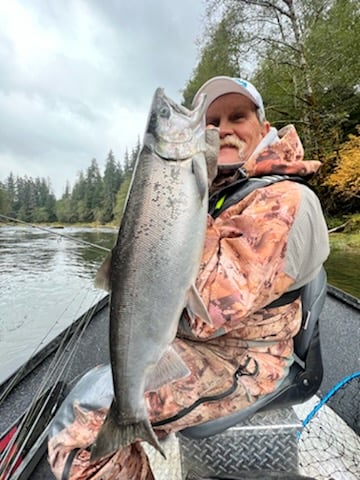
[{"left": 328, "top": 231, "right": 360, "bottom": 251}]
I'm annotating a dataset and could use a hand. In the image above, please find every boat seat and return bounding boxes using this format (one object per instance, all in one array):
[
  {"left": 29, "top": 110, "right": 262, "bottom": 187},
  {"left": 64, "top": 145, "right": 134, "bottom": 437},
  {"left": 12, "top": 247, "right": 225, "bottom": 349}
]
[{"left": 180, "top": 267, "right": 327, "bottom": 439}]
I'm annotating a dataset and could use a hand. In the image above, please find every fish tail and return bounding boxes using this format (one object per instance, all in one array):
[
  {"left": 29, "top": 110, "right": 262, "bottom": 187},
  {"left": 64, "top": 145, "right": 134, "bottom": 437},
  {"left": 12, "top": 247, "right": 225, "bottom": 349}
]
[{"left": 90, "top": 403, "right": 165, "bottom": 461}]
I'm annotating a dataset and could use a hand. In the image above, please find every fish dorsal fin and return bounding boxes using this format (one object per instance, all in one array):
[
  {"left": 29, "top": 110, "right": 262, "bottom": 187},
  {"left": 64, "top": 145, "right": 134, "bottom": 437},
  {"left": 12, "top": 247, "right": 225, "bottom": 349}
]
[
  {"left": 94, "top": 251, "right": 112, "bottom": 291},
  {"left": 145, "top": 346, "right": 190, "bottom": 391},
  {"left": 186, "top": 284, "right": 213, "bottom": 326}
]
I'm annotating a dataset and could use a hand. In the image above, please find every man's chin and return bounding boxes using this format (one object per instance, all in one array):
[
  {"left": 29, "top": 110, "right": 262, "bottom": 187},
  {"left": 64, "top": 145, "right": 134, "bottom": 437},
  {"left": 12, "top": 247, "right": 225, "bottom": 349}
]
[{"left": 218, "top": 149, "right": 242, "bottom": 166}]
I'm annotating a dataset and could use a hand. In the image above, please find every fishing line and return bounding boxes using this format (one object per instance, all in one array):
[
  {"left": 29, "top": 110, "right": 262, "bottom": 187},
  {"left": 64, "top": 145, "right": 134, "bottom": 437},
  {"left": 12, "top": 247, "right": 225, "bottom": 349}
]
[
  {"left": 0, "top": 214, "right": 111, "bottom": 252},
  {"left": 48, "top": 292, "right": 106, "bottom": 386},
  {"left": 0, "top": 287, "right": 97, "bottom": 404},
  {"left": 0, "top": 219, "right": 111, "bottom": 475},
  {"left": 0, "top": 382, "right": 66, "bottom": 480},
  {"left": 0, "top": 293, "right": 106, "bottom": 477},
  {"left": 0, "top": 280, "right": 99, "bottom": 475},
  {"left": 24, "top": 288, "right": 104, "bottom": 406},
  {"left": 0, "top": 214, "right": 112, "bottom": 403}
]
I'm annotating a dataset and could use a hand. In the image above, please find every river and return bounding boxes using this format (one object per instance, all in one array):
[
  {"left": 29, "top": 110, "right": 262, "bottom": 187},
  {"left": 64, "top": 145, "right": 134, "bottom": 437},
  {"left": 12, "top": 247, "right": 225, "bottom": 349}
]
[
  {"left": 0, "top": 225, "right": 359, "bottom": 384},
  {"left": 0, "top": 226, "right": 117, "bottom": 384}
]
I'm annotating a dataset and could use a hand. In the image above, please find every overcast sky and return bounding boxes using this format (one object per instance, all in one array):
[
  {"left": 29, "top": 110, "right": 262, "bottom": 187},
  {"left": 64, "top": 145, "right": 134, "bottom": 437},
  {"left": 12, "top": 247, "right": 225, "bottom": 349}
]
[{"left": 0, "top": 0, "right": 205, "bottom": 197}]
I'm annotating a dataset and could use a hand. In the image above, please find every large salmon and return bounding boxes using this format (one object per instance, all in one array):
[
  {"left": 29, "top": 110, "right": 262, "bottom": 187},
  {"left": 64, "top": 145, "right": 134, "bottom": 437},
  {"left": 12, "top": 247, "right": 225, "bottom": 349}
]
[{"left": 91, "top": 88, "right": 216, "bottom": 460}]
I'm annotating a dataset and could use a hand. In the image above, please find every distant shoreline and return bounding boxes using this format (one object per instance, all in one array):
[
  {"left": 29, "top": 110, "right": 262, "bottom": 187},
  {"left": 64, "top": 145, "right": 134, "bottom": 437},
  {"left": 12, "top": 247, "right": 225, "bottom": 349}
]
[
  {"left": 1, "top": 220, "right": 359, "bottom": 250},
  {"left": 0, "top": 220, "right": 360, "bottom": 249}
]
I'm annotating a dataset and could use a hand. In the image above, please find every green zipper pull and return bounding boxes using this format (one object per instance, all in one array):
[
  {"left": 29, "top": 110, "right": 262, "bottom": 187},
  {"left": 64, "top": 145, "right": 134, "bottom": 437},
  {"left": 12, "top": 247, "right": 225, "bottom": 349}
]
[{"left": 215, "top": 195, "right": 226, "bottom": 211}]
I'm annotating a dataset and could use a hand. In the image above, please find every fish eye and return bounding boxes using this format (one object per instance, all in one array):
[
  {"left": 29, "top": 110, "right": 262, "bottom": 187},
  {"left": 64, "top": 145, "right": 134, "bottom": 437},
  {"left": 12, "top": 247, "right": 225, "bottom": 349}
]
[
  {"left": 159, "top": 105, "right": 170, "bottom": 118},
  {"left": 158, "top": 98, "right": 171, "bottom": 119}
]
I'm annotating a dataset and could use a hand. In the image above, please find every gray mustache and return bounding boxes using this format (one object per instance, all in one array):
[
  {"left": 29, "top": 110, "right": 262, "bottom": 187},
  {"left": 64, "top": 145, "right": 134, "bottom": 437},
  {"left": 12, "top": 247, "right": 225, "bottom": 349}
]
[{"left": 220, "top": 134, "right": 245, "bottom": 150}]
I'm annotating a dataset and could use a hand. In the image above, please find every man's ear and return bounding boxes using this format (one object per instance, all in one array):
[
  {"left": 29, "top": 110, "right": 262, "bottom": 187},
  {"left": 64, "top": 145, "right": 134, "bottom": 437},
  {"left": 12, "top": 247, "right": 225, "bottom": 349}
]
[{"left": 262, "top": 121, "right": 271, "bottom": 136}]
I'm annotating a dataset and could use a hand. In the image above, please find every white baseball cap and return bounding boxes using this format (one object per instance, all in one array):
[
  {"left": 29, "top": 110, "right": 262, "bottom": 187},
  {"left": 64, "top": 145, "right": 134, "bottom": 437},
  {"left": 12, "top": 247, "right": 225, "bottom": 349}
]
[{"left": 192, "top": 76, "right": 265, "bottom": 119}]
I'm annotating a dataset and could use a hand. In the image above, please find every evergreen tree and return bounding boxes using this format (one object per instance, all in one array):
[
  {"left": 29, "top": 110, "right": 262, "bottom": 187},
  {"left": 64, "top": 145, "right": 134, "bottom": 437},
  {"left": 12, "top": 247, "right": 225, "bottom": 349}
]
[
  {"left": 5, "top": 173, "right": 16, "bottom": 217},
  {"left": 100, "top": 150, "right": 123, "bottom": 223},
  {"left": 113, "top": 175, "right": 132, "bottom": 223},
  {"left": 129, "top": 138, "right": 141, "bottom": 171},
  {"left": 71, "top": 170, "right": 87, "bottom": 222},
  {"left": 56, "top": 195, "right": 74, "bottom": 223},
  {"left": 182, "top": 13, "right": 242, "bottom": 107},
  {"left": 84, "top": 158, "right": 103, "bottom": 222},
  {"left": 16, "top": 177, "right": 37, "bottom": 222},
  {"left": 113, "top": 143, "right": 140, "bottom": 222},
  {"left": 0, "top": 182, "right": 10, "bottom": 217}
]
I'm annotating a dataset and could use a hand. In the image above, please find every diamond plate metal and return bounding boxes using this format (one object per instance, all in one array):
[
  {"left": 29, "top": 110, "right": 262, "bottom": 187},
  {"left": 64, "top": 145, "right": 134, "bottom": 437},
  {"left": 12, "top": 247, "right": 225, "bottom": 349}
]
[{"left": 178, "top": 407, "right": 302, "bottom": 478}]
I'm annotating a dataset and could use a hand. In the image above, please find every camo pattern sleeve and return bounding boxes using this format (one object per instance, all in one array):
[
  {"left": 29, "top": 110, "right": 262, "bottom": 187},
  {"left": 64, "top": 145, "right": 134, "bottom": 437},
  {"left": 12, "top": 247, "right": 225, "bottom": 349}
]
[
  {"left": 179, "top": 124, "right": 330, "bottom": 340},
  {"left": 186, "top": 180, "right": 303, "bottom": 339}
]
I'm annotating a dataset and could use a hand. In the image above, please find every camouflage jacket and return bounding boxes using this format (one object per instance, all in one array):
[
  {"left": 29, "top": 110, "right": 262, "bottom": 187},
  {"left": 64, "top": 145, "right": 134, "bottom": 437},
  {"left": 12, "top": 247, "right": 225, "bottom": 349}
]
[{"left": 48, "top": 125, "right": 330, "bottom": 479}]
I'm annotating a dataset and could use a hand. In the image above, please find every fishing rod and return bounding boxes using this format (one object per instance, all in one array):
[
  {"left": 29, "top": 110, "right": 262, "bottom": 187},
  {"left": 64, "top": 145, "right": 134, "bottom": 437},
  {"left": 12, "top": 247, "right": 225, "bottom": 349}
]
[
  {"left": 0, "top": 216, "right": 114, "bottom": 476},
  {"left": 0, "top": 296, "right": 105, "bottom": 479},
  {"left": 0, "top": 288, "right": 108, "bottom": 477},
  {"left": 0, "top": 214, "right": 111, "bottom": 252}
]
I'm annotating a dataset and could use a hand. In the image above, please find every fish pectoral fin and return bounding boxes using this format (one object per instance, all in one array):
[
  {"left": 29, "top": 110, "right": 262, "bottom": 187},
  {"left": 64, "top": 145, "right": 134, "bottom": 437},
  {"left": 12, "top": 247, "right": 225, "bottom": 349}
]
[
  {"left": 73, "top": 402, "right": 89, "bottom": 424},
  {"left": 94, "top": 251, "right": 112, "bottom": 291},
  {"left": 192, "top": 155, "right": 208, "bottom": 202},
  {"left": 145, "top": 346, "right": 190, "bottom": 391},
  {"left": 186, "top": 284, "right": 213, "bottom": 326}
]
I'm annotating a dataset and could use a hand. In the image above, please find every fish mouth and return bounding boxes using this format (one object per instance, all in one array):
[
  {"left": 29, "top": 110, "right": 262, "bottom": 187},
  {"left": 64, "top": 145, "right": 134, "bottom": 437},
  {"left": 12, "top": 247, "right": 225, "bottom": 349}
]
[
  {"left": 147, "top": 88, "right": 207, "bottom": 135},
  {"left": 145, "top": 88, "right": 207, "bottom": 160}
]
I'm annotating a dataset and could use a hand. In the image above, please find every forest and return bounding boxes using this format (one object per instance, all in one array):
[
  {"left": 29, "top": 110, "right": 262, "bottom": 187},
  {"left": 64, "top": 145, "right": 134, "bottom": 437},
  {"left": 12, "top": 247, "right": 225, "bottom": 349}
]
[{"left": 1, "top": 0, "right": 359, "bottom": 225}]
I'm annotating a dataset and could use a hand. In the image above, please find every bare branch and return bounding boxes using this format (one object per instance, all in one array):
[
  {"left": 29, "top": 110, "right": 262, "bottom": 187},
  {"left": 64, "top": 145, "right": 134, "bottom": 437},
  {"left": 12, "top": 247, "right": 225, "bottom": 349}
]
[
  {"left": 237, "top": 0, "right": 292, "bottom": 19},
  {"left": 258, "top": 35, "right": 301, "bottom": 54}
]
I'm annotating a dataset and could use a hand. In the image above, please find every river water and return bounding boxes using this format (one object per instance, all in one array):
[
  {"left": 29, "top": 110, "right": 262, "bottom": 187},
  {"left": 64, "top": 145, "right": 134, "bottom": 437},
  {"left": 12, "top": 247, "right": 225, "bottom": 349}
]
[
  {"left": 0, "top": 225, "right": 359, "bottom": 384},
  {"left": 0, "top": 226, "right": 117, "bottom": 384}
]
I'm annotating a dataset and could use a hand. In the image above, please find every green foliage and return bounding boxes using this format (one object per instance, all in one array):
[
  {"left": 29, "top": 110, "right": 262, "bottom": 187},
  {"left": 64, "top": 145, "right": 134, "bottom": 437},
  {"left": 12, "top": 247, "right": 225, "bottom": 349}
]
[
  {"left": 184, "top": 0, "right": 360, "bottom": 213},
  {"left": 182, "top": 13, "right": 241, "bottom": 107},
  {"left": 113, "top": 174, "right": 132, "bottom": 224},
  {"left": 56, "top": 196, "right": 75, "bottom": 223},
  {"left": 304, "top": 0, "right": 360, "bottom": 142},
  {"left": 344, "top": 214, "right": 360, "bottom": 234},
  {"left": 111, "top": 142, "right": 140, "bottom": 223},
  {"left": 191, "top": 0, "right": 360, "bottom": 160},
  {"left": 0, "top": 184, "right": 10, "bottom": 216},
  {"left": 100, "top": 150, "right": 123, "bottom": 223},
  {"left": 0, "top": 175, "right": 57, "bottom": 223},
  {"left": 1, "top": 145, "right": 137, "bottom": 225}
]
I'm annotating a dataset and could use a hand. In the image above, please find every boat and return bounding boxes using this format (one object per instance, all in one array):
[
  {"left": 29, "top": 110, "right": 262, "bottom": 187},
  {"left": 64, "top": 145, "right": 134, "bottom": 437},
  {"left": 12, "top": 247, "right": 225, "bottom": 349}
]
[{"left": 0, "top": 285, "right": 359, "bottom": 479}]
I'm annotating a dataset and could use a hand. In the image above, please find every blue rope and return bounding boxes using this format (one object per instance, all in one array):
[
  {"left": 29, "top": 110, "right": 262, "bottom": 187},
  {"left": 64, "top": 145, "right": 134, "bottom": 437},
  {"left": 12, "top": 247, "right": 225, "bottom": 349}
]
[{"left": 298, "top": 371, "right": 360, "bottom": 437}]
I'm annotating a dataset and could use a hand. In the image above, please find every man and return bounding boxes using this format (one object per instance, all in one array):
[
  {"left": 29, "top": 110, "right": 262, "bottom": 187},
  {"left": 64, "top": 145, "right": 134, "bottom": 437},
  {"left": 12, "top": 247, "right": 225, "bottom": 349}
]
[{"left": 48, "top": 76, "right": 329, "bottom": 479}]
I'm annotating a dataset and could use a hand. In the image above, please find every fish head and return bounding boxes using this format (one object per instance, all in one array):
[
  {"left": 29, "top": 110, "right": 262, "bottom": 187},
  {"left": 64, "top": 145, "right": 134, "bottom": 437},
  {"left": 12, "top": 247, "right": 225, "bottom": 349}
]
[{"left": 144, "top": 87, "right": 207, "bottom": 160}]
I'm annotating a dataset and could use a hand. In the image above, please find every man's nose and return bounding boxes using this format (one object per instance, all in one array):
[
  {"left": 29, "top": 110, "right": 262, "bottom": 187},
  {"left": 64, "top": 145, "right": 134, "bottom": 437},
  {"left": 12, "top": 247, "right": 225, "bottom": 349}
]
[{"left": 218, "top": 118, "right": 233, "bottom": 138}]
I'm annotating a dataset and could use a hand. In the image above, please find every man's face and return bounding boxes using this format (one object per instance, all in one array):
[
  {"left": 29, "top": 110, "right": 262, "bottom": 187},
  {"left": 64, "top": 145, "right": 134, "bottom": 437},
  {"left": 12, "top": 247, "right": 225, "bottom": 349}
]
[{"left": 206, "top": 93, "right": 270, "bottom": 166}]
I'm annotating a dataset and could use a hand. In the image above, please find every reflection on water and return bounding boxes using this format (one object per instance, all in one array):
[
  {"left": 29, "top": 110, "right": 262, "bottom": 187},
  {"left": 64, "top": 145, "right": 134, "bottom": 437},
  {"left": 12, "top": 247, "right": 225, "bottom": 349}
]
[
  {"left": 325, "top": 249, "right": 360, "bottom": 299},
  {"left": 0, "top": 226, "right": 117, "bottom": 384}
]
